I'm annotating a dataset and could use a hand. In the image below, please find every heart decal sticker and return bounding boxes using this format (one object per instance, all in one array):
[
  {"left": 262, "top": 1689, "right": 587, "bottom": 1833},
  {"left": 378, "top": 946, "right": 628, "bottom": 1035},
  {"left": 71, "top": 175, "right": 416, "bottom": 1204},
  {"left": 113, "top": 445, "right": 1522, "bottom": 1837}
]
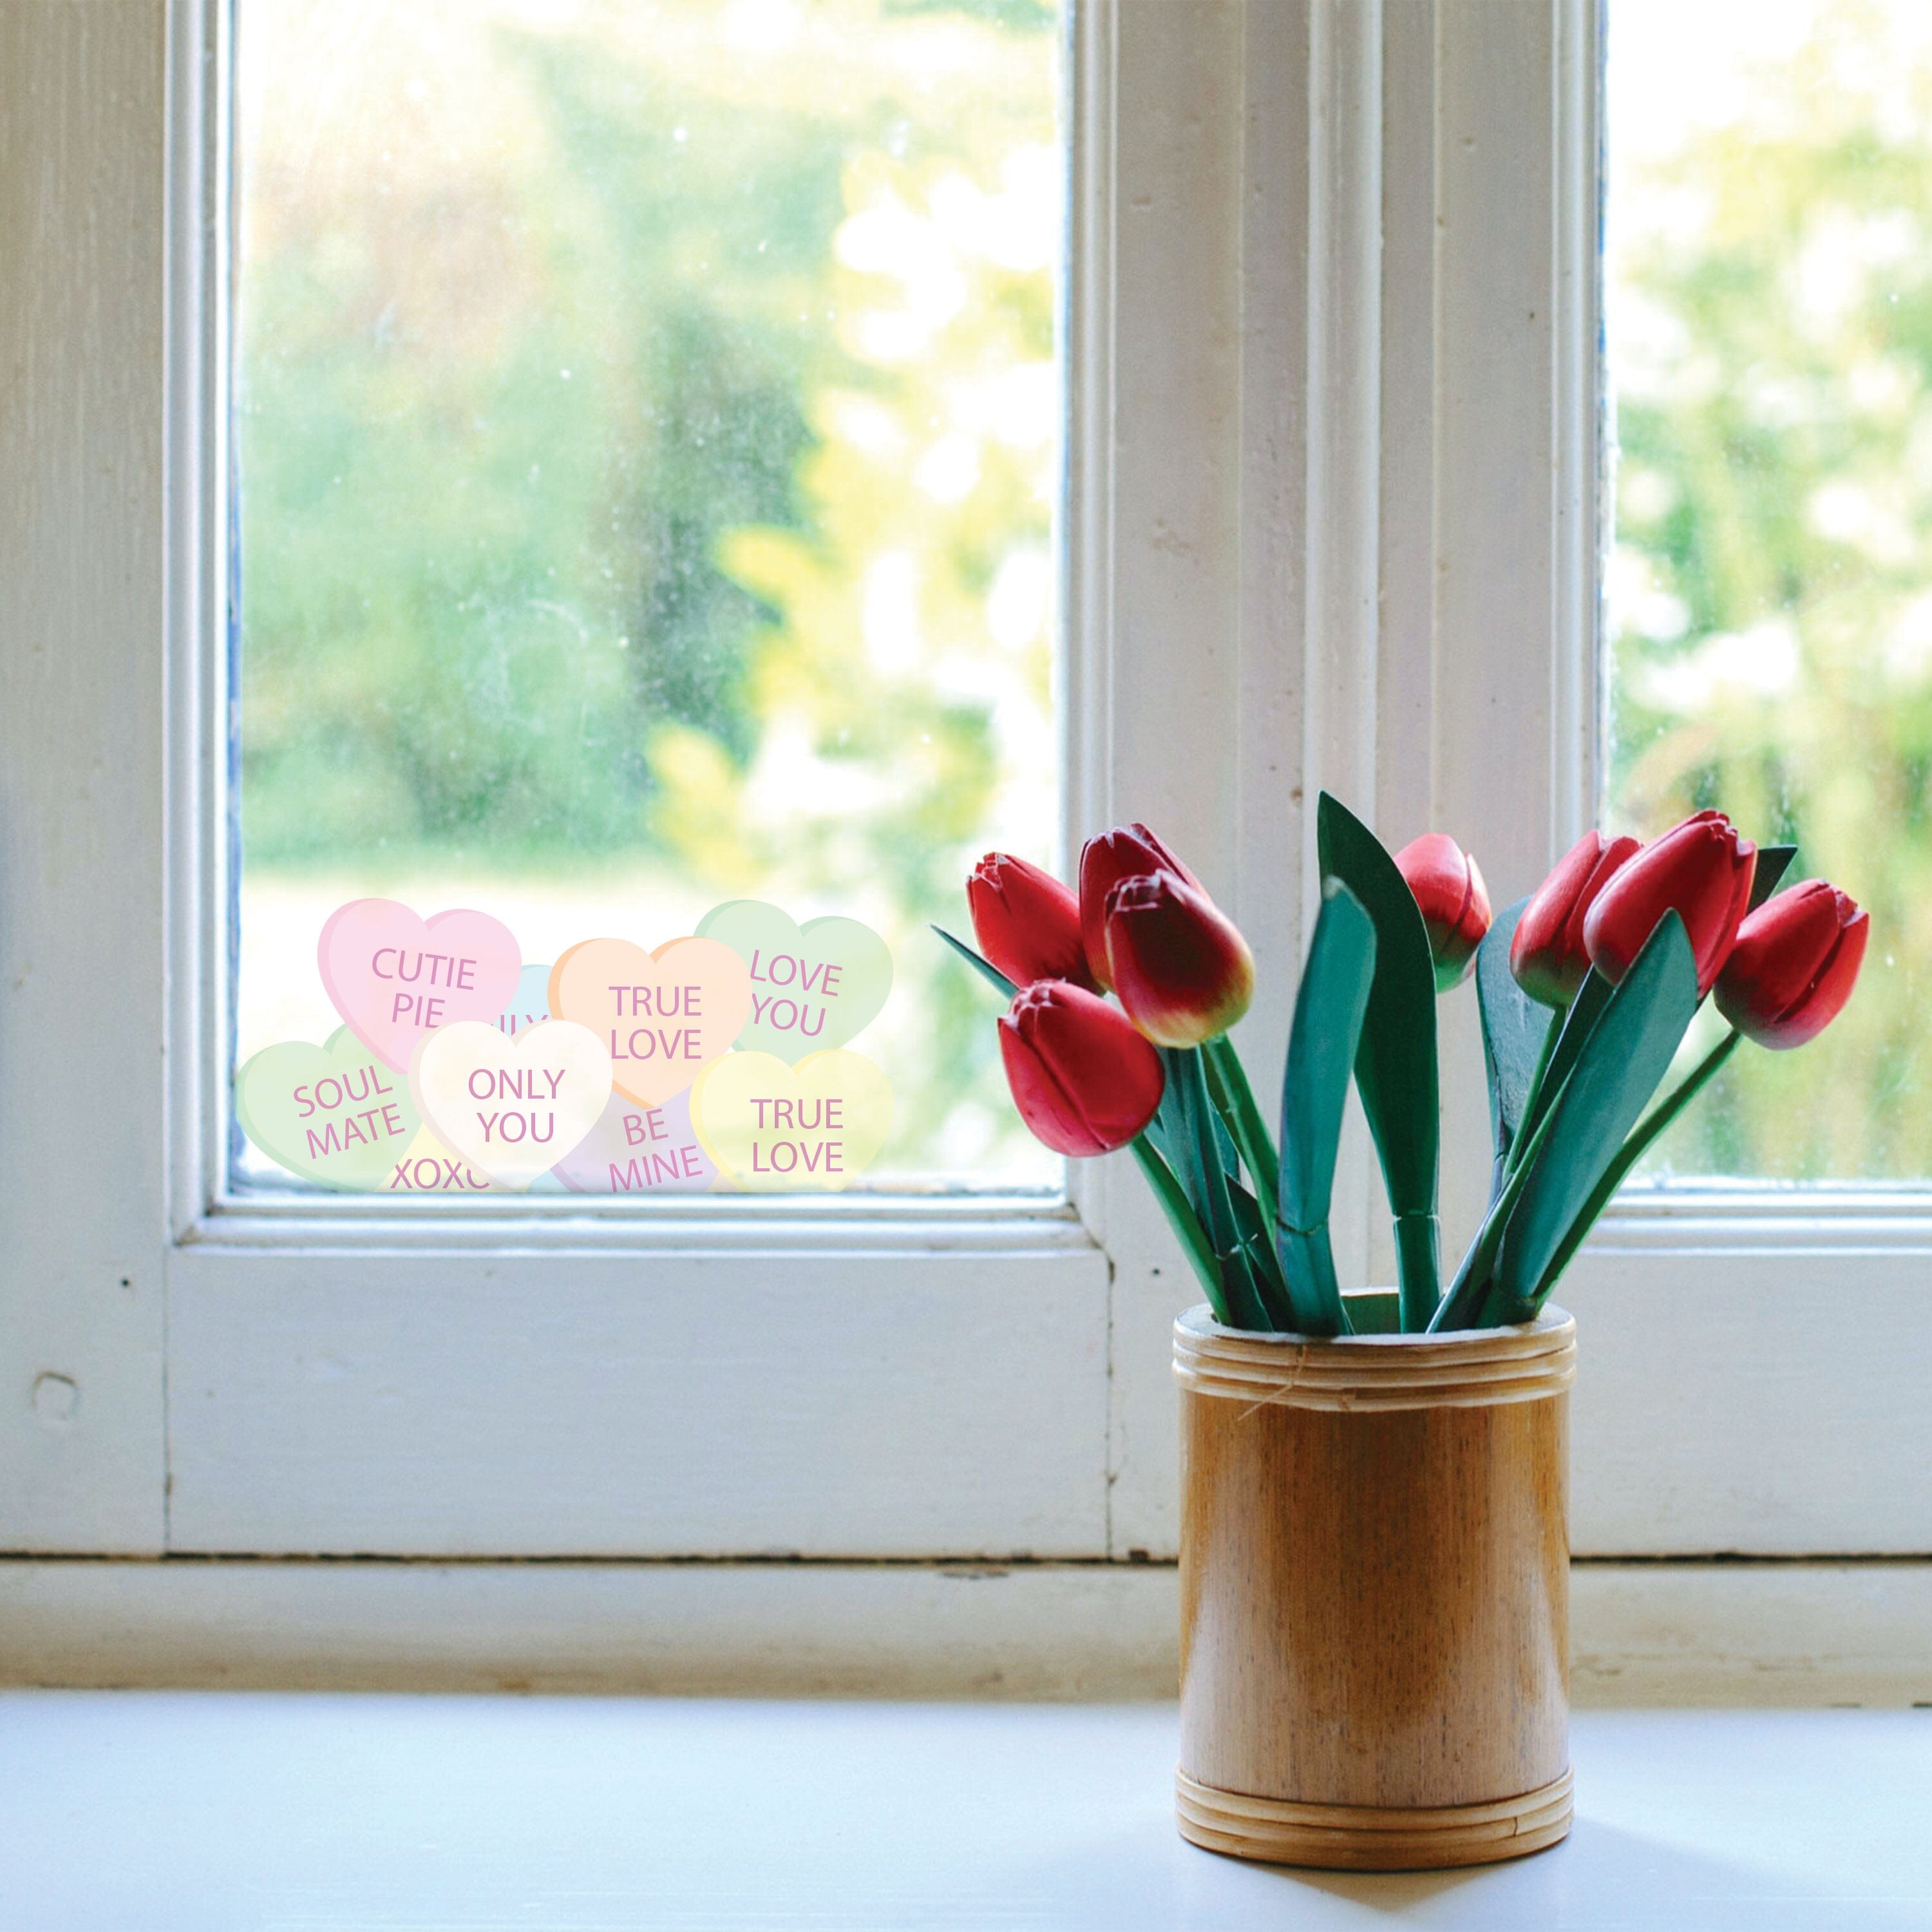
[
  {"left": 551, "top": 1088, "right": 717, "bottom": 1195},
  {"left": 692, "top": 1048, "right": 893, "bottom": 1192},
  {"left": 497, "top": 961, "right": 553, "bottom": 1039},
  {"left": 547, "top": 936, "right": 752, "bottom": 1106},
  {"left": 320, "top": 900, "right": 522, "bottom": 1074},
  {"left": 381, "top": 1127, "right": 500, "bottom": 1195},
  {"left": 410, "top": 1019, "right": 611, "bottom": 1189},
  {"left": 235, "top": 1027, "right": 421, "bottom": 1191},
  {"left": 237, "top": 896, "right": 896, "bottom": 1194},
  {"left": 696, "top": 900, "right": 893, "bottom": 1060}
]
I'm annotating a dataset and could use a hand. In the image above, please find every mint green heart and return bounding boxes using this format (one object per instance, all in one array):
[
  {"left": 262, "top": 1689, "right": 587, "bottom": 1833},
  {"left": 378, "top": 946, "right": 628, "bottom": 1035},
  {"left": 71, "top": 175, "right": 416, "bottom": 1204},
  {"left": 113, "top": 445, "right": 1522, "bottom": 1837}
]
[
  {"left": 696, "top": 900, "right": 893, "bottom": 1061},
  {"left": 236, "top": 1026, "right": 422, "bottom": 1190}
]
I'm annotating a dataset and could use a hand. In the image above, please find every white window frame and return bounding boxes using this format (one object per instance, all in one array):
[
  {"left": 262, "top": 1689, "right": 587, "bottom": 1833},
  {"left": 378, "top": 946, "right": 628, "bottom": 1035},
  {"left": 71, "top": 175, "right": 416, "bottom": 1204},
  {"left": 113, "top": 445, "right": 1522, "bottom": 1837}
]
[{"left": 3, "top": 0, "right": 1928, "bottom": 1640}]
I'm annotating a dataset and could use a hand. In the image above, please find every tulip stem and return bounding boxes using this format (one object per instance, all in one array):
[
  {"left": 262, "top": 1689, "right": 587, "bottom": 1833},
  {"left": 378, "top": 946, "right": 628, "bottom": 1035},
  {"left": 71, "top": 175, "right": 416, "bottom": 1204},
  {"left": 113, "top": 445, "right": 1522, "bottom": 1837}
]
[
  {"left": 1427, "top": 1066, "right": 1573, "bottom": 1333},
  {"left": 1504, "top": 1009, "right": 1564, "bottom": 1182},
  {"left": 1203, "top": 1035, "right": 1280, "bottom": 1229},
  {"left": 1525, "top": 1027, "right": 1744, "bottom": 1307},
  {"left": 1130, "top": 1135, "right": 1231, "bottom": 1324},
  {"left": 1172, "top": 1047, "right": 1274, "bottom": 1330}
]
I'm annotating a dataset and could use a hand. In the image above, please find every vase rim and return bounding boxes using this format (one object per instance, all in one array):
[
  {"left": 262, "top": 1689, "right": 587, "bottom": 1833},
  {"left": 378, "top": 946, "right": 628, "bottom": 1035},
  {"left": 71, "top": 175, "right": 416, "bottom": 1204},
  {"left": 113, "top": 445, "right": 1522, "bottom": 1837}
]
[{"left": 1172, "top": 1303, "right": 1576, "bottom": 1412}]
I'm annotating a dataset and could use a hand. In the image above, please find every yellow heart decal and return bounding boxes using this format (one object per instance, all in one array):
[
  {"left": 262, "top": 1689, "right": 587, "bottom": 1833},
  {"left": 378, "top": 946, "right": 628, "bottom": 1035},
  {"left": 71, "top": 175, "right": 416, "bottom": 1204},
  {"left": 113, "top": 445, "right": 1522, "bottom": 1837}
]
[{"left": 691, "top": 1050, "right": 893, "bottom": 1192}]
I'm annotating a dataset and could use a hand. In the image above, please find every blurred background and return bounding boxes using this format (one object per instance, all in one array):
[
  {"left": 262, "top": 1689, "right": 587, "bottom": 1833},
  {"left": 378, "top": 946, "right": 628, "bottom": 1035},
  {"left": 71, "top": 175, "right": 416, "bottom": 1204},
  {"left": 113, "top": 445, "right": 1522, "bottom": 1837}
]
[
  {"left": 234, "top": 0, "right": 1063, "bottom": 1191},
  {"left": 1607, "top": 0, "right": 1929, "bottom": 1181},
  {"left": 236, "top": 0, "right": 1931, "bottom": 1195}
]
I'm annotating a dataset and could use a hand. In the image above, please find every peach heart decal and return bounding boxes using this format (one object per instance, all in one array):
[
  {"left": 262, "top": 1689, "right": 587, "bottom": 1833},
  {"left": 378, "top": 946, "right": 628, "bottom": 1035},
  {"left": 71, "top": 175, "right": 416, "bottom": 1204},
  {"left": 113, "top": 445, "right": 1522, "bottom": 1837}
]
[
  {"left": 409, "top": 1019, "right": 611, "bottom": 1190},
  {"left": 551, "top": 1088, "right": 717, "bottom": 1196},
  {"left": 234, "top": 1026, "right": 420, "bottom": 1191},
  {"left": 320, "top": 899, "right": 522, "bottom": 1074},
  {"left": 691, "top": 1049, "right": 893, "bottom": 1193},
  {"left": 547, "top": 937, "right": 753, "bottom": 1106}
]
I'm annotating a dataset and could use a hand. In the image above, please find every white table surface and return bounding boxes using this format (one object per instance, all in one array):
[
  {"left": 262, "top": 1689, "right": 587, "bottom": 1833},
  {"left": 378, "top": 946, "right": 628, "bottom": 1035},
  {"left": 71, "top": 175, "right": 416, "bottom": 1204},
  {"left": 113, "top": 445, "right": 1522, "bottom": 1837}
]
[{"left": 2, "top": 1694, "right": 1927, "bottom": 1931}]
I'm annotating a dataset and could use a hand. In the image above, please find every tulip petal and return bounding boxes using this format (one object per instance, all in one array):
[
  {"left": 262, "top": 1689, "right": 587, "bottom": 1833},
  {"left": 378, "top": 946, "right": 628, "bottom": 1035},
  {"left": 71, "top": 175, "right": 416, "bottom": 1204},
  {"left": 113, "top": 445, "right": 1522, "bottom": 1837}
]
[
  {"left": 969, "top": 853, "right": 1093, "bottom": 990},
  {"left": 1717, "top": 882, "right": 1868, "bottom": 1048},
  {"left": 1078, "top": 824, "right": 1200, "bottom": 990},
  {"left": 996, "top": 982, "right": 1164, "bottom": 1156},
  {"left": 1582, "top": 813, "right": 1756, "bottom": 993},
  {"left": 1104, "top": 871, "right": 1255, "bottom": 1047}
]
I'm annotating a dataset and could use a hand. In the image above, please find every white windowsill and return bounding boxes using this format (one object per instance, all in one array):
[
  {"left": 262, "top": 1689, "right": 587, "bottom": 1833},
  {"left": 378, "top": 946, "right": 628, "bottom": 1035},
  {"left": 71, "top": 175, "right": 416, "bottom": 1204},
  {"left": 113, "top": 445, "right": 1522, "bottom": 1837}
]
[{"left": 5, "top": 1695, "right": 1927, "bottom": 1929}]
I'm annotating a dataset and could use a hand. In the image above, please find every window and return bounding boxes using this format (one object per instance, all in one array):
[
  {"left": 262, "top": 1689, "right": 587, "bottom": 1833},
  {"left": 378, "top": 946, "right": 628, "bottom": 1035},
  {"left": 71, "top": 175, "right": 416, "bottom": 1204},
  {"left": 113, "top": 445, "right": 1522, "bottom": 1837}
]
[
  {"left": 4, "top": 0, "right": 1925, "bottom": 1650},
  {"left": 1606, "top": 0, "right": 1926, "bottom": 1184},
  {"left": 232, "top": 0, "right": 1062, "bottom": 1197}
]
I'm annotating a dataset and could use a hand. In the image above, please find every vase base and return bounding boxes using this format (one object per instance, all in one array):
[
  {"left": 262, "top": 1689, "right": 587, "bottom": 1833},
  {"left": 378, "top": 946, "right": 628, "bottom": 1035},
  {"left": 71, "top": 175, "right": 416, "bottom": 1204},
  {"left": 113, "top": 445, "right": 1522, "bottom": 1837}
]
[{"left": 1175, "top": 1765, "right": 1573, "bottom": 1871}]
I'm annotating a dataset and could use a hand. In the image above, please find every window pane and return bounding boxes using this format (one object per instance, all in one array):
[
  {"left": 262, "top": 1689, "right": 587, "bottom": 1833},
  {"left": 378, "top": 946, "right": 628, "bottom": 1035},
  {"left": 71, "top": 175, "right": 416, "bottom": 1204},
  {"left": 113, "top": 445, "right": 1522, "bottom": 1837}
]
[
  {"left": 233, "top": 0, "right": 1061, "bottom": 1194},
  {"left": 1605, "top": 0, "right": 1922, "bottom": 1181}
]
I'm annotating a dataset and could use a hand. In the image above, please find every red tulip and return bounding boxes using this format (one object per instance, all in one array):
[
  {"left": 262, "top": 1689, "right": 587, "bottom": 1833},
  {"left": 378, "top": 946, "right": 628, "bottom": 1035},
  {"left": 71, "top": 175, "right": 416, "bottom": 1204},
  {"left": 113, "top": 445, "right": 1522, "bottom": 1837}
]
[
  {"left": 1394, "top": 833, "right": 1492, "bottom": 991},
  {"left": 1715, "top": 881, "right": 1868, "bottom": 1049},
  {"left": 1103, "top": 870, "right": 1255, "bottom": 1048},
  {"left": 998, "top": 981, "right": 1166, "bottom": 1156},
  {"left": 1582, "top": 810, "right": 1757, "bottom": 994},
  {"left": 1078, "top": 824, "right": 1201, "bottom": 990},
  {"left": 968, "top": 853, "right": 1095, "bottom": 990},
  {"left": 1510, "top": 830, "right": 1642, "bottom": 1007}
]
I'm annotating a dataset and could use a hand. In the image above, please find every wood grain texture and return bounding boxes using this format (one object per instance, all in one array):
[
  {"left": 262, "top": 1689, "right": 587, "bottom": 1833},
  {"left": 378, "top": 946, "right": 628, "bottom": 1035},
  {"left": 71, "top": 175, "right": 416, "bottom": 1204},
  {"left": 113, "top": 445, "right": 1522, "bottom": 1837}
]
[
  {"left": 1175, "top": 1765, "right": 1573, "bottom": 1871},
  {"left": 1173, "top": 1304, "right": 1575, "bottom": 1408},
  {"left": 1177, "top": 1307, "right": 1571, "bottom": 1868}
]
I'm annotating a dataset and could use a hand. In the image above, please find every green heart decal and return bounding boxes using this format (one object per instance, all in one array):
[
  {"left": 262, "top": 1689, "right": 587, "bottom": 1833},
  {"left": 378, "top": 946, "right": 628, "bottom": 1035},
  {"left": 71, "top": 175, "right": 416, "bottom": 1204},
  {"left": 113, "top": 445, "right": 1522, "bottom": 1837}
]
[
  {"left": 236, "top": 1026, "right": 422, "bottom": 1191},
  {"left": 695, "top": 900, "right": 893, "bottom": 1061}
]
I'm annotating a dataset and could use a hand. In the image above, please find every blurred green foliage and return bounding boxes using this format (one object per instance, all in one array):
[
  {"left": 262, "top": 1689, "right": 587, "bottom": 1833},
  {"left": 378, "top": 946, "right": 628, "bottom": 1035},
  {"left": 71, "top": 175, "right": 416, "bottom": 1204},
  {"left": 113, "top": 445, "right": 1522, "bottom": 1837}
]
[
  {"left": 1609, "top": 1, "right": 1929, "bottom": 1179},
  {"left": 238, "top": 0, "right": 1060, "bottom": 1181}
]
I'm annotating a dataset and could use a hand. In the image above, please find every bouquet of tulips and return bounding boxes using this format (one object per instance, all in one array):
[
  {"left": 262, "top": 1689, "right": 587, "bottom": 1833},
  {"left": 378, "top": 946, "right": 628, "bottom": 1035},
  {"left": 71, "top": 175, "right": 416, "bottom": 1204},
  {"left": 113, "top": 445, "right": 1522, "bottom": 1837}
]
[{"left": 941, "top": 793, "right": 1867, "bottom": 1335}]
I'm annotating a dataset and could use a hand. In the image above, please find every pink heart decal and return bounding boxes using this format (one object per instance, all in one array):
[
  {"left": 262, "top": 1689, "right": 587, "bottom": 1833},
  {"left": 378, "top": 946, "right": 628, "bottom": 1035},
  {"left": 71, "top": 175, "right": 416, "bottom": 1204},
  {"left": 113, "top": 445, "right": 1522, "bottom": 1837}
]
[{"left": 319, "top": 899, "right": 522, "bottom": 1074}]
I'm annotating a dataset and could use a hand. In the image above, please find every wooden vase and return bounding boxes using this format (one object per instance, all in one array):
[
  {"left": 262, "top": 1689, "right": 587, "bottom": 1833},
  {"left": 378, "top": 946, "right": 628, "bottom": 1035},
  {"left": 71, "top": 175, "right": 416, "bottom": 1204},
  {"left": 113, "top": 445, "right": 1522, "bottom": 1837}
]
[{"left": 1173, "top": 1303, "right": 1576, "bottom": 1871}]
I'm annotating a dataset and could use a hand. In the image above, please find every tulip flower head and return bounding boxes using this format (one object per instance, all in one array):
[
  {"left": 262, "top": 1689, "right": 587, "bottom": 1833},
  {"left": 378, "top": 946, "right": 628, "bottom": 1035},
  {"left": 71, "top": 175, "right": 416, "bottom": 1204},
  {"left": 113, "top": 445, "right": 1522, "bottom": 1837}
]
[
  {"left": 1583, "top": 810, "right": 1757, "bottom": 994},
  {"left": 997, "top": 981, "right": 1166, "bottom": 1157},
  {"left": 1394, "top": 833, "right": 1492, "bottom": 991},
  {"left": 1077, "top": 824, "right": 1201, "bottom": 990},
  {"left": 1103, "top": 869, "right": 1256, "bottom": 1048},
  {"left": 1511, "top": 829, "right": 1642, "bottom": 1007},
  {"left": 1716, "top": 880, "right": 1868, "bottom": 1049},
  {"left": 968, "top": 852, "right": 1095, "bottom": 991}
]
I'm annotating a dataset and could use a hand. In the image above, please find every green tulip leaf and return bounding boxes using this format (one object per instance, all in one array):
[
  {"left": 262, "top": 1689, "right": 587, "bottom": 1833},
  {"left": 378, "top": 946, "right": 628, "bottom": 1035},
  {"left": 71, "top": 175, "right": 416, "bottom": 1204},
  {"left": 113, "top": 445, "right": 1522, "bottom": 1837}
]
[
  {"left": 1747, "top": 844, "right": 1797, "bottom": 913},
  {"left": 1475, "top": 896, "right": 1554, "bottom": 1173},
  {"left": 1275, "top": 882, "right": 1376, "bottom": 1336},
  {"left": 1148, "top": 1048, "right": 1240, "bottom": 1184},
  {"left": 1226, "top": 1175, "right": 1294, "bottom": 1332},
  {"left": 1166, "top": 1046, "right": 1271, "bottom": 1331},
  {"left": 1316, "top": 793, "right": 1440, "bottom": 1325},
  {"left": 932, "top": 925, "right": 1017, "bottom": 1000},
  {"left": 1517, "top": 965, "right": 1614, "bottom": 1155},
  {"left": 1491, "top": 911, "right": 1699, "bottom": 1316}
]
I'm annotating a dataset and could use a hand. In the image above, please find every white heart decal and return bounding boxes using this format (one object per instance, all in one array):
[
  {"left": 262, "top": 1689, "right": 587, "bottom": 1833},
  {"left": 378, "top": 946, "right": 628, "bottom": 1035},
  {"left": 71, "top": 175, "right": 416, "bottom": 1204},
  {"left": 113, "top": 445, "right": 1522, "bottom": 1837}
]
[{"left": 409, "top": 1019, "right": 612, "bottom": 1189}]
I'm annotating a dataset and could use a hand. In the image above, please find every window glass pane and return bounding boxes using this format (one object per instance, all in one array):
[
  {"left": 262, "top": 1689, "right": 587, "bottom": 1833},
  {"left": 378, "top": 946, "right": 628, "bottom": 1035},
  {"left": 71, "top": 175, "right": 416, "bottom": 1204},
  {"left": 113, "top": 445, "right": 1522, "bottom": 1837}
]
[
  {"left": 1605, "top": 0, "right": 1922, "bottom": 1181},
  {"left": 233, "top": 0, "right": 1061, "bottom": 1195}
]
